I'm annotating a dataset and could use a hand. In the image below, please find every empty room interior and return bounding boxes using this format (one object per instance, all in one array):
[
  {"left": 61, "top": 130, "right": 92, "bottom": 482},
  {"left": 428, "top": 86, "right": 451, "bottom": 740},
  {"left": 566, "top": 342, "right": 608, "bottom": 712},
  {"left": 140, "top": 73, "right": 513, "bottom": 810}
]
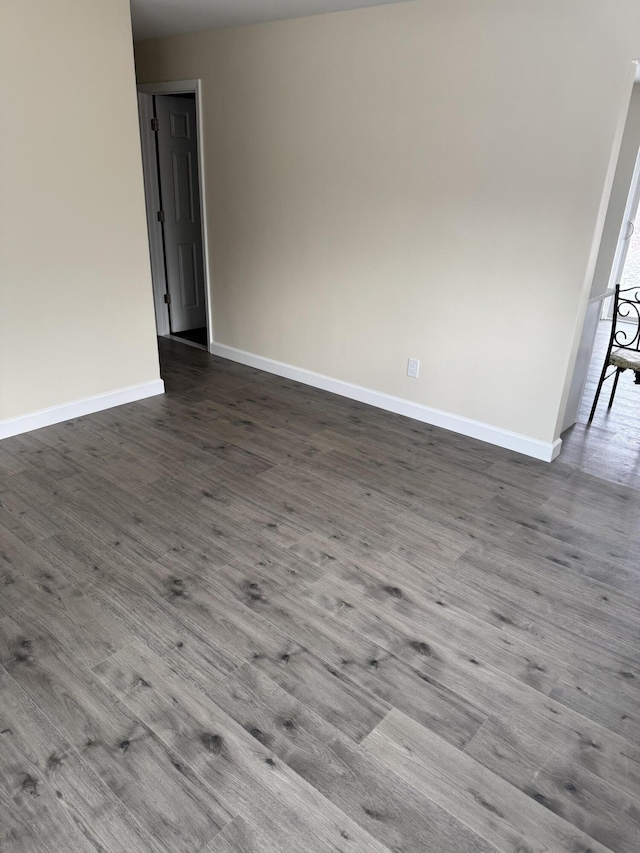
[{"left": 3, "top": 1, "right": 640, "bottom": 851}]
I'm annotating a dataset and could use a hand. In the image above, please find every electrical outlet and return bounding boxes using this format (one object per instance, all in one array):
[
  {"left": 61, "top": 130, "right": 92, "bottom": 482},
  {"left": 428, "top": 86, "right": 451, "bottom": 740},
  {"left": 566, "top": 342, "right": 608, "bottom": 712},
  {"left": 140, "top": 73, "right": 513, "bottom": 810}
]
[{"left": 407, "top": 358, "right": 420, "bottom": 379}]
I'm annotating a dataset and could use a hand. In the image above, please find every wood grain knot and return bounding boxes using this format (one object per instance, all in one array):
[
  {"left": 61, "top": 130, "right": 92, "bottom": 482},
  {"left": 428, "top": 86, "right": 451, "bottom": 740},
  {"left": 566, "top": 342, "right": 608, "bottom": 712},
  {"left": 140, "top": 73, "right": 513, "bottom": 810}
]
[
  {"left": 201, "top": 733, "right": 224, "bottom": 755},
  {"left": 383, "top": 586, "right": 402, "bottom": 598}
]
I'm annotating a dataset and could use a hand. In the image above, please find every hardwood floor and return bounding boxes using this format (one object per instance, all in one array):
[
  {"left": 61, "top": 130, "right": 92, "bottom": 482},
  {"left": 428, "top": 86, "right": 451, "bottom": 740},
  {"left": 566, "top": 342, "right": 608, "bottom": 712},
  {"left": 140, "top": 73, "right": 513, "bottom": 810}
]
[{"left": 0, "top": 333, "right": 639, "bottom": 852}]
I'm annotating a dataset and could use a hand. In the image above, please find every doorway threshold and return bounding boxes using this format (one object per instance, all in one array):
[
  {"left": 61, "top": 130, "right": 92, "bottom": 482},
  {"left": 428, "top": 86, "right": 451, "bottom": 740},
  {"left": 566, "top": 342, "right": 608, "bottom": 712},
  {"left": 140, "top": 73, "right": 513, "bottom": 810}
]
[{"left": 162, "top": 333, "right": 208, "bottom": 352}]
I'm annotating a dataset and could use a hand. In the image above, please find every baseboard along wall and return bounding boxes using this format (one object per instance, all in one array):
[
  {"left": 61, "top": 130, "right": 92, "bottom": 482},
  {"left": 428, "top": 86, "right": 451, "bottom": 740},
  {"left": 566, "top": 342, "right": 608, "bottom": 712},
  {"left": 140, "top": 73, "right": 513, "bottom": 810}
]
[
  {"left": 0, "top": 380, "right": 165, "bottom": 440},
  {"left": 209, "top": 341, "right": 561, "bottom": 463}
]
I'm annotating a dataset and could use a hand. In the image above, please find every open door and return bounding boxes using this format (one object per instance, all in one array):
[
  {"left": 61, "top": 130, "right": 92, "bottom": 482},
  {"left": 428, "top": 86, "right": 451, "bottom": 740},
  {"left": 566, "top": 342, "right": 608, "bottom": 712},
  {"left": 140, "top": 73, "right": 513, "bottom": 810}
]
[
  {"left": 155, "top": 95, "right": 207, "bottom": 334},
  {"left": 138, "top": 80, "right": 211, "bottom": 350}
]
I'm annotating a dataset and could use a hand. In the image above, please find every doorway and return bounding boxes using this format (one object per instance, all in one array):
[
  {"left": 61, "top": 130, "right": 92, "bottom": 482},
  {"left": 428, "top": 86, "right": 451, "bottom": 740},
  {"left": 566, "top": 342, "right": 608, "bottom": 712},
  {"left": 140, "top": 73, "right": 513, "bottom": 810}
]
[
  {"left": 137, "top": 80, "right": 211, "bottom": 351},
  {"left": 561, "top": 71, "right": 640, "bottom": 435},
  {"left": 601, "top": 134, "right": 640, "bottom": 323}
]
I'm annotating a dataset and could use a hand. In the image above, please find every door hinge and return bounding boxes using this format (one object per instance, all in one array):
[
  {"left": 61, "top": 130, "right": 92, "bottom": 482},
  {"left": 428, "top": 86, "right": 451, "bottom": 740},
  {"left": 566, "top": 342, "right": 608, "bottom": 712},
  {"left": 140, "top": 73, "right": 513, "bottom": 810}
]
[
  {"left": 151, "top": 117, "right": 159, "bottom": 131},
  {"left": 164, "top": 292, "right": 171, "bottom": 304},
  {"left": 157, "top": 210, "right": 165, "bottom": 223}
]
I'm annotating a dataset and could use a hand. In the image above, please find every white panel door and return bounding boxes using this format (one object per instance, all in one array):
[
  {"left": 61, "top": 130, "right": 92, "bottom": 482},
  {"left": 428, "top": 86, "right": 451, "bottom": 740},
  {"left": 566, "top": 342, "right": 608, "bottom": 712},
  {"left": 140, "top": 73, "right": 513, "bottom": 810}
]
[{"left": 155, "top": 95, "right": 206, "bottom": 333}]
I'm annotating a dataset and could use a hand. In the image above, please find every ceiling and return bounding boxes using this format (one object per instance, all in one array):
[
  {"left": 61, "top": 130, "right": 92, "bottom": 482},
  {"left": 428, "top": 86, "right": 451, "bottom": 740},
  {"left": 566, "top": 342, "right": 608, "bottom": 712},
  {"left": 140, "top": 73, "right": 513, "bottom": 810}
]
[{"left": 130, "top": 0, "right": 408, "bottom": 41}]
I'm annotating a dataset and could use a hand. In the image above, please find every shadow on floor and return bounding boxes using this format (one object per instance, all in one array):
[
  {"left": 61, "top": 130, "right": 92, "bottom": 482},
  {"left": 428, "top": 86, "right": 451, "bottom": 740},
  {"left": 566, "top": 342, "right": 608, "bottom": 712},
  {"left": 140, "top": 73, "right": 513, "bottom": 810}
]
[{"left": 172, "top": 327, "right": 208, "bottom": 347}]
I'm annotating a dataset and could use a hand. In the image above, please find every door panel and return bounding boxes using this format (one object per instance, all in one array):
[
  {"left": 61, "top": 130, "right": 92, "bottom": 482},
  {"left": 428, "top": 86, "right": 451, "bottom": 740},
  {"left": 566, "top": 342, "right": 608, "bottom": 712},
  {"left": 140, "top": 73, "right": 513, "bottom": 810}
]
[
  {"left": 178, "top": 243, "right": 199, "bottom": 306},
  {"left": 169, "top": 111, "right": 191, "bottom": 139},
  {"left": 173, "top": 152, "right": 195, "bottom": 222},
  {"left": 155, "top": 95, "right": 206, "bottom": 334}
]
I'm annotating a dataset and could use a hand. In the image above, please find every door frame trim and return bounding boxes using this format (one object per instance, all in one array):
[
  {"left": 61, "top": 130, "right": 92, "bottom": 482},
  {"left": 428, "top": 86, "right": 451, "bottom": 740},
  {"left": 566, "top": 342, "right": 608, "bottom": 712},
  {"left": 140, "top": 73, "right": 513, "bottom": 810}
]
[
  {"left": 137, "top": 79, "right": 213, "bottom": 346},
  {"left": 601, "top": 114, "right": 640, "bottom": 321},
  {"left": 607, "top": 116, "right": 640, "bottom": 295}
]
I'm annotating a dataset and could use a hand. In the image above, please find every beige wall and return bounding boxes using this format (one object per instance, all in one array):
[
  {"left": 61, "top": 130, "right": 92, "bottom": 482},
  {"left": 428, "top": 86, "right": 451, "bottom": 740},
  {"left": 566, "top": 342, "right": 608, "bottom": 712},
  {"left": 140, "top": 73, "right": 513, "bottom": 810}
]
[
  {"left": 136, "top": 0, "right": 640, "bottom": 444},
  {"left": 0, "top": 0, "right": 160, "bottom": 423}
]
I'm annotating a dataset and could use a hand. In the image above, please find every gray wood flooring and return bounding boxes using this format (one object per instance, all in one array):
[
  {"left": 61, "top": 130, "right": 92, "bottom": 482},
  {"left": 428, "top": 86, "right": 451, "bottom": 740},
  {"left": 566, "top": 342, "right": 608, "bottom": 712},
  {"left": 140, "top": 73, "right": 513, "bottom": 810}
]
[{"left": 0, "top": 330, "right": 639, "bottom": 852}]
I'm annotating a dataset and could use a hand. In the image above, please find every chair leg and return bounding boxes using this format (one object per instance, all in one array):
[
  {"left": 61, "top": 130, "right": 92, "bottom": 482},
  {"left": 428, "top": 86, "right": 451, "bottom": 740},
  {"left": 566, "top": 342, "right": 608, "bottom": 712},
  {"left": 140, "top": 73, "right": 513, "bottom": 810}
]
[
  {"left": 608, "top": 367, "right": 623, "bottom": 409},
  {"left": 588, "top": 361, "right": 610, "bottom": 424}
]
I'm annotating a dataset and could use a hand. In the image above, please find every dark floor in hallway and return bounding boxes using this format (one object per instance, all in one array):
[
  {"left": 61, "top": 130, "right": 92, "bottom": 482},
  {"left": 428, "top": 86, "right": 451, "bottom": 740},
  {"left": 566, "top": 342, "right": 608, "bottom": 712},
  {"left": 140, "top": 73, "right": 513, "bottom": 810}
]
[
  {"left": 171, "top": 327, "right": 209, "bottom": 347},
  {"left": 0, "top": 335, "right": 639, "bottom": 852}
]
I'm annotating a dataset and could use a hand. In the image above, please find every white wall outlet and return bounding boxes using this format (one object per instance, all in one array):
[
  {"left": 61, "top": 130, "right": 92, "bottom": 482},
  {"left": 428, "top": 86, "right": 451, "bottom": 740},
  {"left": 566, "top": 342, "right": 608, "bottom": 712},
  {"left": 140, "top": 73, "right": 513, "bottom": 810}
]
[{"left": 407, "top": 358, "right": 420, "bottom": 378}]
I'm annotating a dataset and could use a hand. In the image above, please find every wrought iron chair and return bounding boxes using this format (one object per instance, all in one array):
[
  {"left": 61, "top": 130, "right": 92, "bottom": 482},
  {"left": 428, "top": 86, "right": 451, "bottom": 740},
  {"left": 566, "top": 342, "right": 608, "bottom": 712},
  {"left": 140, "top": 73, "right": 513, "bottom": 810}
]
[{"left": 588, "top": 283, "right": 640, "bottom": 423}]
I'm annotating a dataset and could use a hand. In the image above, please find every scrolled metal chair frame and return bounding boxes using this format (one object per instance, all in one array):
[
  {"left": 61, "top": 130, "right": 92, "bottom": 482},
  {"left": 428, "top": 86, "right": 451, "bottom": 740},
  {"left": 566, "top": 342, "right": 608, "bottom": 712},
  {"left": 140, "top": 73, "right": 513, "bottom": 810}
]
[{"left": 588, "top": 284, "right": 640, "bottom": 424}]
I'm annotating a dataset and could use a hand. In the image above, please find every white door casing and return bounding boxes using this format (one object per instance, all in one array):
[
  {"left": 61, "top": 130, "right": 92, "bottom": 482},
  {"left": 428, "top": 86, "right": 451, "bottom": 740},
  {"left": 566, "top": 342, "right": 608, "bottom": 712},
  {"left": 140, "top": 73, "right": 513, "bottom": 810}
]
[
  {"left": 155, "top": 95, "right": 207, "bottom": 333},
  {"left": 611, "top": 176, "right": 640, "bottom": 289},
  {"left": 603, "top": 139, "right": 640, "bottom": 318}
]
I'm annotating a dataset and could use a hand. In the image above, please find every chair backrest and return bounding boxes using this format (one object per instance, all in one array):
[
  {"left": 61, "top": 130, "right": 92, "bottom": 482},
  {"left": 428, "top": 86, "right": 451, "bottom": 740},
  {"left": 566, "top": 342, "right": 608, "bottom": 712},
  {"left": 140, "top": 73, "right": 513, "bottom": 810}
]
[{"left": 611, "top": 284, "right": 640, "bottom": 352}]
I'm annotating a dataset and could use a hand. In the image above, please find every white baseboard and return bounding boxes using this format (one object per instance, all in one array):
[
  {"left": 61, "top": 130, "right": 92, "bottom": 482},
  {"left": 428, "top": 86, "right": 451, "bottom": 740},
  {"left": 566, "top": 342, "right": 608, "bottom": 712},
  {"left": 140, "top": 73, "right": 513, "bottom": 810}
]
[
  {"left": 209, "top": 342, "right": 561, "bottom": 463},
  {"left": 0, "top": 379, "right": 165, "bottom": 441}
]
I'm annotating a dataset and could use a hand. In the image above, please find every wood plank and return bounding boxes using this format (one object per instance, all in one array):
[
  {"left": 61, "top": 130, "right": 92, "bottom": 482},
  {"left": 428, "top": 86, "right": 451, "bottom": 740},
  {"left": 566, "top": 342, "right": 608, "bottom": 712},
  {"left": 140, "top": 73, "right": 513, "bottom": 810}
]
[
  {"left": 0, "top": 614, "right": 235, "bottom": 851},
  {"left": 307, "top": 422, "right": 506, "bottom": 482},
  {"left": 47, "top": 548, "right": 248, "bottom": 692},
  {"left": 0, "top": 489, "right": 62, "bottom": 546},
  {"left": 212, "top": 664, "right": 499, "bottom": 853},
  {"left": 203, "top": 816, "right": 284, "bottom": 853},
  {"left": 522, "top": 750, "right": 640, "bottom": 853},
  {"left": 211, "top": 563, "right": 486, "bottom": 748},
  {"left": 362, "top": 708, "right": 612, "bottom": 853},
  {"left": 94, "top": 639, "right": 394, "bottom": 853},
  {"left": 292, "top": 444, "right": 496, "bottom": 513},
  {"left": 93, "top": 559, "right": 388, "bottom": 744},
  {"left": 385, "top": 542, "right": 640, "bottom": 692},
  {"left": 33, "top": 531, "right": 156, "bottom": 593},
  {"left": 463, "top": 715, "right": 554, "bottom": 786},
  {"left": 543, "top": 469, "right": 640, "bottom": 532},
  {"left": 245, "top": 644, "right": 390, "bottom": 745},
  {"left": 296, "top": 554, "right": 640, "bottom": 801},
  {"left": 401, "top": 540, "right": 640, "bottom": 666},
  {"left": 503, "top": 523, "right": 640, "bottom": 600},
  {"left": 2, "top": 433, "right": 81, "bottom": 480},
  {"left": 461, "top": 539, "right": 640, "bottom": 642},
  {"left": 227, "top": 542, "right": 328, "bottom": 592},
  {"left": 0, "top": 673, "right": 165, "bottom": 853},
  {"left": 138, "top": 473, "right": 306, "bottom": 550},
  {"left": 488, "top": 479, "right": 640, "bottom": 565},
  {"left": 550, "top": 671, "right": 640, "bottom": 743},
  {"left": 165, "top": 398, "right": 327, "bottom": 467},
  {"left": 464, "top": 716, "right": 640, "bottom": 853},
  {"left": 301, "top": 553, "right": 562, "bottom": 693},
  {"left": 0, "top": 525, "right": 60, "bottom": 587},
  {"left": 101, "top": 561, "right": 298, "bottom": 664},
  {"left": 219, "top": 471, "right": 402, "bottom": 564},
  {"left": 0, "top": 785, "right": 55, "bottom": 853},
  {"left": 0, "top": 439, "right": 31, "bottom": 478},
  {"left": 14, "top": 576, "right": 135, "bottom": 668}
]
